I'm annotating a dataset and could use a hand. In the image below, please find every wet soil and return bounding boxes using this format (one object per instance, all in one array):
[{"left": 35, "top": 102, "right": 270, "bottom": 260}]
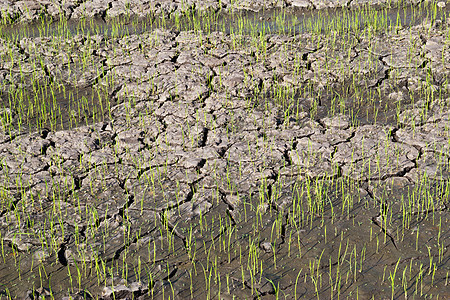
[
  {"left": 1, "top": 4, "right": 449, "bottom": 39},
  {"left": 0, "top": 84, "right": 112, "bottom": 133}
]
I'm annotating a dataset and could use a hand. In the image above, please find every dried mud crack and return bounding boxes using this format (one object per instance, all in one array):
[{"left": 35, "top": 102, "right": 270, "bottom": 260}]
[{"left": 1, "top": 0, "right": 450, "bottom": 299}]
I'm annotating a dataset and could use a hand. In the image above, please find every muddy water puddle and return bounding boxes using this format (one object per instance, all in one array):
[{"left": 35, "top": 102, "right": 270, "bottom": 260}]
[
  {"left": 1, "top": 5, "right": 448, "bottom": 39},
  {"left": 0, "top": 84, "right": 112, "bottom": 133}
]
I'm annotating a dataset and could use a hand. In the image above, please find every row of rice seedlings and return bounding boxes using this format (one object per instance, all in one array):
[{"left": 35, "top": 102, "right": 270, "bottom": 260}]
[
  {"left": 0, "top": 15, "right": 117, "bottom": 133},
  {"left": 0, "top": 0, "right": 447, "bottom": 134},
  {"left": 244, "top": 5, "right": 447, "bottom": 127},
  {"left": 0, "top": 99, "right": 448, "bottom": 298}
]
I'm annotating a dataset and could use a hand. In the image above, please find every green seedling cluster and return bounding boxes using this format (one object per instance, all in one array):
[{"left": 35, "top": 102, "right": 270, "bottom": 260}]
[{"left": 0, "top": 2, "right": 448, "bottom": 133}]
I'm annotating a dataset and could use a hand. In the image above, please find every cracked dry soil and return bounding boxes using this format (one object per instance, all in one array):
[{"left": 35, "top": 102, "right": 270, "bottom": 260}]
[{"left": 1, "top": 0, "right": 450, "bottom": 299}]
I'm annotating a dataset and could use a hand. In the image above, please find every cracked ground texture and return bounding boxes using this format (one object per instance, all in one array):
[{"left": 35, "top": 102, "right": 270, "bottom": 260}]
[{"left": 1, "top": 1, "right": 450, "bottom": 299}]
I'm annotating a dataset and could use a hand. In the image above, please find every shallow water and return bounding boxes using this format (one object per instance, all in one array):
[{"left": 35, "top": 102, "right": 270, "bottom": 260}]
[{"left": 0, "top": 4, "right": 448, "bottom": 39}]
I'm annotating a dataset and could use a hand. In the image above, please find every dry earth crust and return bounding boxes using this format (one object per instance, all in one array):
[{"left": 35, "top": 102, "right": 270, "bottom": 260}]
[{"left": 0, "top": 1, "right": 450, "bottom": 299}]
